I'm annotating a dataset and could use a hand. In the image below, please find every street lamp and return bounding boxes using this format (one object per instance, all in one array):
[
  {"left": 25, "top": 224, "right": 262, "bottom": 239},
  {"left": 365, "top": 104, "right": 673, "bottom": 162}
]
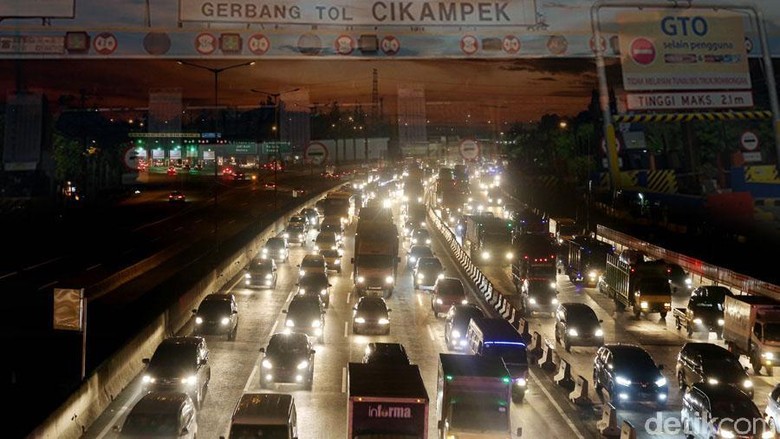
[
  {"left": 251, "top": 88, "right": 301, "bottom": 209},
  {"left": 177, "top": 60, "right": 255, "bottom": 254}
]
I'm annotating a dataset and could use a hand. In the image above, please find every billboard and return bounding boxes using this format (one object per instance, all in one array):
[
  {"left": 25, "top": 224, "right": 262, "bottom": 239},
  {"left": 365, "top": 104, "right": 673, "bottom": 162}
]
[
  {"left": 0, "top": 0, "right": 75, "bottom": 19},
  {"left": 619, "top": 11, "right": 751, "bottom": 91}
]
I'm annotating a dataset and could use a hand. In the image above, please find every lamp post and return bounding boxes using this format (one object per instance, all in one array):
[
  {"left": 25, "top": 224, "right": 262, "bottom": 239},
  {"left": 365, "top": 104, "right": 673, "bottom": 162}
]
[
  {"left": 177, "top": 60, "right": 255, "bottom": 253},
  {"left": 251, "top": 88, "right": 300, "bottom": 209}
]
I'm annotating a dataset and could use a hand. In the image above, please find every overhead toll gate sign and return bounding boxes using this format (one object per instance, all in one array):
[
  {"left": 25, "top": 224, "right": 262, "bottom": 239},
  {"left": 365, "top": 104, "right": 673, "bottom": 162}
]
[
  {"left": 178, "top": 0, "right": 540, "bottom": 27},
  {"left": 618, "top": 11, "right": 751, "bottom": 91}
]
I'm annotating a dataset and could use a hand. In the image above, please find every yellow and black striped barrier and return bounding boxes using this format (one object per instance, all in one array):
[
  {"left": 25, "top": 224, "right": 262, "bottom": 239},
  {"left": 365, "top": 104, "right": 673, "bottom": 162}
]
[{"left": 614, "top": 110, "right": 773, "bottom": 123}]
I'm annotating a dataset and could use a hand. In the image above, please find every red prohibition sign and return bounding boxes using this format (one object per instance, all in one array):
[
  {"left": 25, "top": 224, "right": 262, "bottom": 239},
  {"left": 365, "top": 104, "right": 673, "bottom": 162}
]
[
  {"left": 460, "top": 35, "right": 478, "bottom": 55},
  {"left": 93, "top": 32, "right": 117, "bottom": 55},
  {"left": 335, "top": 35, "right": 355, "bottom": 55},
  {"left": 381, "top": 36, "right": 400, "bottom": 55},
  {"left": 248, "top": 34, "right": 270, "bottom": 55},
  {"left": 195, "top": 33, "right": 217, "bottom": 55},
  {"left": 630, "top": 37, "right": 656, "bottom": 65},
  {"left": 502, "top": 35, "right": 520, "bottom": 54}
]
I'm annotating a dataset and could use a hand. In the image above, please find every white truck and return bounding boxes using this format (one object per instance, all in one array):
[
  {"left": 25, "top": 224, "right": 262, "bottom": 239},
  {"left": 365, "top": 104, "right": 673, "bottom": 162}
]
[{"left": 722, "top": 295, "right": 780, "bottom": 376}]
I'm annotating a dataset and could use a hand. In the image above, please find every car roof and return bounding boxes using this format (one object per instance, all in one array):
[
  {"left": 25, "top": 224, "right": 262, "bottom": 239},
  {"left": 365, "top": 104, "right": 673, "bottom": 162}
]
[
  {"left": 129, "top": 391, "right": 191, "bottom": 414},
  {"left": 437, "top": 277, "right": 463, "bottom": 286},
  {"left": 681, "top": 342, "right": 731, "bottom": 355},
  {"left": 160, "top": 336, "right": 203, "bottom": 348},
  {"left": 561, "top": 302, "right": 594, "bottom": 312},
  {"left": 690, "top": 382, "right": 755, "bottom": 399},
  {"left": 603, "top": 343, "right": 650, "bottom": 356},
  {"left": 201, "top": 293, "right": 234, "bottom": 304},
  {"left": 302, "top": 254, "right": 325, "bottom": 261},
  {"left": 232, "top": 393, "right": 294, "bottom": 426},
  {"left": 410, "top": 245, "right": 433, "bottom": 253},
  {"left": 358, "top": 296, "right": 387, "bottom": 305}
]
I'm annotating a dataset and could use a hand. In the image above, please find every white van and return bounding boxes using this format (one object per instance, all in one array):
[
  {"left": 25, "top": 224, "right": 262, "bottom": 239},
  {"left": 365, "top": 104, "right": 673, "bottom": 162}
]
[{"left": 222, "top": 393, "right": 298, "bottom": 439}]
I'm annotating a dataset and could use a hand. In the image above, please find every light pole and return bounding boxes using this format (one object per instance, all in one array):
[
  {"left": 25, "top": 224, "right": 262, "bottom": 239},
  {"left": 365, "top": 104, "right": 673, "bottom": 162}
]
[
  {"left": 251, "top": 88, "right": 300, "bottom": 209},
  {"left": 177, "top": 60, "right": 255, "bottom": 253}
]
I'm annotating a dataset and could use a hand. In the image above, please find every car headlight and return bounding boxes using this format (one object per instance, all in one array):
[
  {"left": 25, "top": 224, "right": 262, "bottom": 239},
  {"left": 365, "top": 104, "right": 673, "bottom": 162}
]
[
  {"left": 719, "top": 430, "right": 736, "bottom": 439},
  {"left": 262, "top": 359, "right": 273, "bottom": 369},
  {"left": 262, "top": 248, "right": 268, "bottom": 254},
  {"left": 655, "top": 377, "right": 667, "bottom": 387},
  {"left": 142, "top": 375, "right": 155, "bottom": 384},
  {"left": 568, "top": 328, "right": 578, "bottom": 337},
  {"left": 357, "top": 276, "right": 365, "bottom": 283},
  {"left": 505, "top": 252, "right": 513, "bottom": 260},
  {"left": 551, "top": 298, "right": 559, "bottom": 305},
  {"left": 436, "top": 298, "right": 443, "bottom": 305},
  {"left": 412, "top": 238, "right": 418, "bottom": 244},
  {"left": 451, "top": 330, "right": 461, "bottom": 339},
  {"left": 221, "top": 317, "right": 230, "bottom": 325},
  {"left": 550, "top": 282, "right": 557, "bottom": 289},
  {"left": 615, "top": 376, "right": 631, "bottom": 386},
  {"left": 514, "top": 377, "right": 526, "bottom": 387},
  {"left": 335, "top": 259, "right": 341, "bottom": 265},
  {"left": 195, "top": 317, "right": 203, "bottom": 325},
  {"left": 320, "top": 289, "right": 327, "bottom": 296},
  {"left": 743, "top": 379, "right": 753, "bottom": 388},
  {"left": 529, "top": 298, "right": 537, "bottom": 305},
  {"left": 763, "top": 352, "right": 774, "bottom": 360},
  {"left": 181, "top": 375, "right": 197, "bottom": 386},
  {"left": 685, "top": 278, "right": 692, "bottom": 286},
  {"left": 285, "top": 319, "right": 295, "bottom": 327},
  {"left": 588, "top": 270, "right": 598, "bottom": 279},
  {"left": 297, "top": 360, "right": 309, "bottom": 370},
  {"left": 378, "top": 318, "right": 390, "bottom": 325},
  {"left": 354, "top": 317, "right": 366, "bottom": 324},
  {"left": 461, "top": 299, "right": 468, "bottom": 305},
  {"left": 426, "top": 239, "right": 431, "bottom": 244},
  {"left": 717, "top": 319, "right": 725, "bottom": 326},
  {"left": 438, "top": 273, "right": 445, "bottom": 280},
  {"left": 409, "top": 256, "right": 416, "bottom": 263},
  {"left": 331, "top": 245, "right": 337, "bottom": 250},
  {"left": 640, "top": 301, "right": 649, "bottom": 309},
  {"left": 312, "top": 320, "right": 322, "bottom": 328},
  {"left": 283, "top": 233, "right": 289, "bottom": 238},
  {"left": 693, "top": 318, "right": 703, "bottom": 325},
  {"left": 299, "top": 288, "right": 306, "bottom": 294},
  {"left": 417, "top": 274, "right": 425, "bottom": 280},
  {"left": 481, "top": 251, "right": 490, "bottom": 260},
  {"left": 245, "top": 273, "right": 251, "bottom": 279},
  {"left": 313, "top": 245, "right": 320, "bottom": 251},
  {"left": 385, "top": 276, "right": 394, "bottom": 284},
  {"left": 299, "top": 270, "right": 305, "bottom": 276},
  {"left": 595, "top": 329, "right": 604, "bottom": 337},
  {"left": 265, "top": 273, "right": 273, "bottom": 280},
  {"left": 707, "top": 377, "right": 719, "bottom": 385}
]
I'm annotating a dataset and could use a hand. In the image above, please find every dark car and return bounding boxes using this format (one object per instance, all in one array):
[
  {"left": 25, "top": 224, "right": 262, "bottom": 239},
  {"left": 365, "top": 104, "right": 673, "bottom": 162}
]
[
  {"left": 407, "top": 244, "right": 435, "bottom": 268},
  {"left": 413, "top": 256, "right": 444, "bottom": 291},
  {"left": 244, "top": 256, "right": 277, "bottom": 289},
  {"left": 261, "top": 237, "right": 289, "bottom": 262},
  {"left": 592, "top": 344, "right": 668, "bottom": 407},
  {"left": 676, "top": 342, "right": 753, "bottom": 399},
  {"left": 691, "top": 285, "right": 734, "bottom": 302},
  {"left": 554, "top": 303, "right": 604, "bottom": 352},
  {"left": 300, "top": 207, "right": 320, "bottom": 228},
  {"left": 682, "top": 383, "right": 769, "bottom": 439},
  {"left": 666, "top": 262, "right": 692, "bottom": 293},
  {"left": 115, "top": 391, "right": 197, "bottom": 439},
  {"left": 444, "top": 303, "right": 485, "bottom": 350},
  {"left": 168, "top": 190, "right": 186, "bottom": 203},
  {"left": 283, "top": 296, "right": 325, "bottom": 343},
  {"left": 191, "top": 293, "right": 239, "bottom": 340},
  {"left": 141, "top": 336, "right": 211, "bottom": 408},
  {"left": 362, "top": 342, "right": 410, "bottom": 365},
  {"left": 766, "top": 383, "right": 780, "bottom": 436},
  {"left": 410, "top": 227, "right": 432, "bottom": 247},
  {"left": 431, "top": 277, "right": 468, "bottom": 318},
  {"left": 259, "top": 332, "right": 315, "bottom": 390},
  {"left": 288, "top": 214, "right": 309, "bottom": 232},
  {"left": 519, "top": 278, "right": 559, "bottom": 316},
  {"left": 284, "top": 224, "right": 306, "bottom": 245},
  {"left": 352, "top": 296, "right": 392, "bottom": 335},
  {"left": 297, "top": 271, "right": 332, "bottom": 308}
]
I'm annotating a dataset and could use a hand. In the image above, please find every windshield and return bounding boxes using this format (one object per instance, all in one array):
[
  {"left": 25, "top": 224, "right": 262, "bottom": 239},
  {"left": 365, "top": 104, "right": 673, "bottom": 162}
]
[
  {"left": 711, "top": 399, "right": 761, "bottom": 419},
  {"left": 764, "top": 324, "right": 780, "bottom": 342},
  {"left": 358, "top": 300, "right": 387, "bottom": 313},
  {"left": 449, "top": 399, "right": 509, "bottom": 432},
  {"left": 528, "top": 265, "right": 556, "bottom": 278},
  {"left": 267, "top": 334, "right": 308, "bottom": 355},
  {"left": 197, "top": 300, "right": 230, "bottom": 317},
  {"left": 411, "top": 247, "right": 434, "bottom": 258},
  {"left": 150, "top": 344, "right": 196, "bottom": 369},
  {"left": 559, "top": 224, "right": 579, "bottom": 236},
  {"left": 418, "top": 258, "right": 442, "bottom": 270},
  {"left": 437, "top": 282, "right": 464, "bottom": 296},
  {"left": 690, "top": 299, "right": 723, "bottom": 311},
  {"left": 300, "top": 275, "right": 328, "bottom": 289},
  {"left": 638, "top": 278, "right": 671, "bottom": 292},
  {"left": 703, "top": 355, "right": 743, "bottom": 374},
  {"left": 613, "top": 349, "right": 656, "bottom": 371},
  {"left": 288, "top": 300, "right": 321, "bottom": 316},
  {"left": 483, "top": 343, "right": 528, "bottom": 364},
  {"left": 357, "top": 255, "right": 394, "bottom": 268},
  {"left": 229, "top": 425, "right": 289, "bottom": 439},
  {"left": 266, "top": 239, "right": 285, "bottom": 249},
  {"left": 122, "top": 413, "right": 179, "bottom": 436}
]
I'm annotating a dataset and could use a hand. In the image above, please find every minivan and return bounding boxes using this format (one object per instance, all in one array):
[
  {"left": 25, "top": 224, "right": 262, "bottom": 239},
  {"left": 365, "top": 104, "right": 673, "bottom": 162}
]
[
  {"left": 467, "top": 316, "right": 528, "bottom": 403},
  {"left": 222, "top": 392, "right": 298, "bottom": 439},
  {"left": 115, "top": 391, "right": 197, "bottom": 438}
]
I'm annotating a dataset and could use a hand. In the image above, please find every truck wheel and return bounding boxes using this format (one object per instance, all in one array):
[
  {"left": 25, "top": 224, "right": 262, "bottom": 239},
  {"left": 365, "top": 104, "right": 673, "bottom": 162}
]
[
  {"left": 660, "top": 311, "right": 668, "bottom": 319},
  {"left": 511, "top": 389, "right": 525, "bottom": 404},
  {"left": 768, "top": 366, "right": 775, "bottom": 377},
  {"left": 751, "top": 356, "right": 762, "bottom": 375},
  {"left": 633, "top": 308, "right": 641, "bottom": 319}
]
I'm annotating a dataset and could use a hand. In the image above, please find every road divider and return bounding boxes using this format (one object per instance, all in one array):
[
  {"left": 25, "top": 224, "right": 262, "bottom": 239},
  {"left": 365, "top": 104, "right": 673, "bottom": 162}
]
[
  {"left": 537, "top": 340, "right": 557, "bottom": 372},
  {"left": 596, "top": 403, "right": 621, "bottom": 438},
  {"left": 619, "top": 420, "right": 636, "bottom": 439},
  {"left": 569, "top": 375, "right": 592, "bottom": 407},
  {"left": 554, "top": 359, "right": 575, "bottom": 391}
]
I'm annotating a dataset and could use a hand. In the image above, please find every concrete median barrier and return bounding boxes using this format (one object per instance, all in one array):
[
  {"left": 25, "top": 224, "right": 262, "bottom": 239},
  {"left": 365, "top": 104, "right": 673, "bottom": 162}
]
[
  {"left": 528, "top": 331, "right": 544, "bottom": 362},
  {"left": 537, "top": 340, "right": 557, "bottom": 372},
  {"left": 619, "top": 420, "right": 636, "bottom": 439},
  {"left": 569, "top": 375, "right": 592, "bottom": 407},
  {"left": 596, "top": 403, "right": 621, "bottom": 438},
  {"left": 554, "top": 359, "right": 574, "bottom": 391},
  {"left": 514, "top": 318, "right": 532, "bottom": 345}
]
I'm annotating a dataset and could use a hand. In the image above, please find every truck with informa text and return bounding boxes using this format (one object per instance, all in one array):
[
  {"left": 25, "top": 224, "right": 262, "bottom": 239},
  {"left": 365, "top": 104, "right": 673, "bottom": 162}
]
[
  {"left": 464, "top": 215, "right": 514, "bottom": 265},
  {"left": 347, "top": 362, "right": 429, "bottom": 439},
  {"left": 722, "top": 295, "right": 780, "bottom": 376},
  {"left": 598, "top": 255, "right": 671, "bottom": 319},
  {"left": 564, "top": 236, "right": 614, "bottom": 287},
  {"left": 437, "top": 353, "right": 521, "bottom": 439},
  {"left": 352, "top": 220, "right": 399, "bottom": 298}
]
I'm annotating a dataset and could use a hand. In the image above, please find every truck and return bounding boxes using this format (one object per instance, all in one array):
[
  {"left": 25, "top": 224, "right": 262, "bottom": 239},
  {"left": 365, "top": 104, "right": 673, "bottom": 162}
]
[
  {"left": 598, "top": 255, "right": 671, "bottom": 319},
  {"left": 673, "top": 293, "right": 729, "bottom": 339},
  {"left": 466, "top": 317, "right": 529, "bottom": 403},
  {"left": 437, "top": 353, "right": 521, "bottom": 439},
  {"left": 464, "top": 215, "right": 514, "bottom": 265},
  {"left": 347, "top": 363, "right": 429, "bottom": 439},
  {"left": 722, "top": 295, "right": 780, "bottom": 376},
  {"left": 548, "top": 216, "right": 579, "bottom": 246},
  {"left": 352, "top": 220, "right": 399, "bottom": 298},
  {"left": 564, "top": 236, "right": 614, "bottom": 287},
  {"left": 319, "top": 191, "right": 354, "bottom": 224},
  {"left": 510, "top": 233, "right": 556, "bottom": 291}
]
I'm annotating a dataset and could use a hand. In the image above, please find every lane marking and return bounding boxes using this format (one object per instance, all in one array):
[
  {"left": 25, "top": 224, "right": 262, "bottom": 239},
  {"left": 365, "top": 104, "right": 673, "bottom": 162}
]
[
  {"left": 344, "top": 321, "right": 349, "bottom": 337},
  {"left": 151, "top": 236, "right": 161, "bottom": 242},
  {"left": 341, "top": 367, "right": 347, "bottom": 393},
  {"left": 346, "top": 291, "right": 351, "bottom": 304},
  {"left": 38, "top": 280, "right": 58, "bottom": 291},
  {"left": 24, "top": 256, "right": 63, "bottom": 271},
  {"left": 245, "top": 365, "right": 259, "bottom": 392},
  {"left": 228, "top": 219, "right": 236, "bottom": 225},
  {"left": 194, "top": 219, "right": 203, "bottom": 224},
  {"left": 528, "top": 368, "right": 586, "bottom": 439},
  {"left": 0, "top": 271, "right": 18, "bottom": 280},
  {"left": 86, "top": 263, "right": 101, "bottom": 271},
  {"left": 426, "top": 324, "right": 436, "bottom": 341},
  {"left": 416, "top": 294, "right": 423, "bottom": 307},
  {"left": 174, "top": 226, "right": 183, "bottom": 232}
]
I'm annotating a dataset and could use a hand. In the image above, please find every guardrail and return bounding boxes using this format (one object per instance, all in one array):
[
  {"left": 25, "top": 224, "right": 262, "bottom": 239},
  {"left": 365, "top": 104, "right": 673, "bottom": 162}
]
[{"left": 28, "top": 184, "right": 343, "bottom": 439}]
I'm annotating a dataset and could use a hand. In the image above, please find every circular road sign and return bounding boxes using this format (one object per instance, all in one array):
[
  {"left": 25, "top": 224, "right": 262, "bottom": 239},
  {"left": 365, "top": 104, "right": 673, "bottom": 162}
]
[
  {"left": 123, "top": 146, "right": 140, "bottom": 171},
  {"left": 460, "top": 35, "right": 478, "bottom": 55},
  {"left": 460, "top": 140, "right": 479, "bottom": 160},
  {"left": 502, "top": 35, "right": 520, "bottom": 54},
  {"left": 740, "top": 131, "right": 759, "bottom": 151},
  {"left": 630, "top": 37, "right": 656, "bottom": 65},
  {"left": 248, "top": 34, "right": 271, "bottom": 55},
  {"left": 600, "top": 137, "right": 622, "bottom": 154},
  {"left": 305, "top": 142, "right": 329, "bottom": 165},
  {"left": 381, "top": 36, "right": 400, "bottom": 55},
  {"left": 93, "top": 32, "right": 118, "bottom": 55},
  {"left": 195, "top": 33, "right": 217, "bottom": 55}
]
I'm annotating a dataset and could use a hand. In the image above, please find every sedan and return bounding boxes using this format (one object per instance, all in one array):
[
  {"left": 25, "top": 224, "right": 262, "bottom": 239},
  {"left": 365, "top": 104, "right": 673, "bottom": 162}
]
[
  {"left": 115, "top": 391, "right": 197, "bottom": 439},
  {"left": 283, "top": 296, "right": 326, "bottom": 343},
  {"left": 261, "top": 237, "right": 289, "bottom": 262},
  {"left": 244, "top": 256, "right": 277, "bottom": 289},
  {"left": 259, "top": 332, "right": 315, "bottom": 390},
  {"left": 141, "top": 336, "right": 211, "bottom": 408},
  {"left": 410, "top": 227, "right": 432, "bottom": 246},
  {"left": 168, "top": 190, "right": 186, "bottom": 203},
  {"left": 353, "top": 296, "right": 392, "bottom": 335},
  {"left": 554, "top": 302, "right": 603, "bottom": 352},
  {"left": 444, "top": 304, "right": 485, "bottom": 350},
  {"left": 362, "top": 342, "right": 410, "bottom": 365},
  {"left": 431, "top": 277, "right": 467, "bottom": 318},
  {"left": 593, "top": 344, "right": 668, "bottom": 408},
  {"left": 297, "top": 272, "right": 332, "bottom": 308},
  {"left": 283, "top": 224, "right": 306, "bottom": 245},
  {"left": 192, "top": 293, "right": 239, "bottom": 340},
  {"left": 413, "top": 256, "right": 444, "bottom": 291},
  {"left": 407, "top": 245, "right": 434, "bottom": 268}
]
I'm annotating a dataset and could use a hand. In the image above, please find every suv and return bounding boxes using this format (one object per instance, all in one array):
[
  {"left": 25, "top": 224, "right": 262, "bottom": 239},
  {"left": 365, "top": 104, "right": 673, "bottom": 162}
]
[
  {"left": 283, "top": 296, "right": 325, "bottom": 343},
  {"left": 300, "top": 208, "right": 320, "bottom": 228},
  {"left": 413, "top": 256, "right": 444, "bottom": 291},
  {"left": 682, "top": 383, "right": 769, "bottom": 438},
  {"left": 444, "top": 304, "right": 485, "bottom": 350},
  {"left": 431, "top": 277, "right": 467, "bottom": 318},
  {"left": 244, "top": 256, "right": 277, "bottom": 289},
  {"left": 288, "top": 215, "right": 308, "bottom": 232},
  {"left": 592, "top": 344, "right": 668, "bottom": 407},
  {"left": 410, "top": 227, "right": 432, "bottom": 246},
  {"left": 298, "top": 254, "right": 327, "bottom": 277},
  {"left": 362, "top": 342, "right": 410, "bottom": 365},
  {"left": 192, "top": 293, "right": 239, "bottom": 340},
  {"left": 407, "top": 245, "right": 434, "bottom": 268},
  {"left": 141, "top": 336, "right": 211, "bottom": 407},
  {"left": 116, "top": 391, "right": 197, "bottom": 439},
  {"left": 261, "top": 237, "right": 289, "bottom": 262},
  {"left": 352, "top": 296, "right": 392, "bottom": 335},
  {"left": 554, "top": 303, "right": 604, "bottom": 352},
  {"left": 284, "top": 223, "right": 306, "bottom": 245},
  {"left": 676, "top": 342, "right": 753, "bottom": 398},
  {"left": 296, "top": 271, "right": 331, "bottom": 308},
  {"left": 259, "top": 332, "right": 315, "bottom": 390}
]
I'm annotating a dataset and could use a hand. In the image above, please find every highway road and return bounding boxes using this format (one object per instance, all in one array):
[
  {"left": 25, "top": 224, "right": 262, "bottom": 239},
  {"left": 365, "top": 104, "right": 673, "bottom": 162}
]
[{"left": 83, "top": 199, "right": 595, "bottom": 439}]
